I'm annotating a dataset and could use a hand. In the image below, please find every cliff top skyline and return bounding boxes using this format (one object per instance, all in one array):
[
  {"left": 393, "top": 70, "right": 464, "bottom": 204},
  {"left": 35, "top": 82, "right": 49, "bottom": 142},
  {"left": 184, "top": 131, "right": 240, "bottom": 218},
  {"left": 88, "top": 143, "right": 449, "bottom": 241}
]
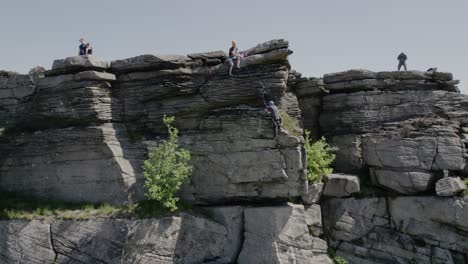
[{"left": 1, "top": 0, "right": 467, "bottom": 92}]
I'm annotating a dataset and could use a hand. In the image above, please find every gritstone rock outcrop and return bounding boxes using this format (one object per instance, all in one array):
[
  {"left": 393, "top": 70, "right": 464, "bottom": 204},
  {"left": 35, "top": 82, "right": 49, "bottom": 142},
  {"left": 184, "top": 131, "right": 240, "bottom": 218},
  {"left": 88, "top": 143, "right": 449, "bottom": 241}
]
[
  {"left": 292, "top": 69, "right": 468, "bottom": 263},
  {"left": 1, "top": 40, "right": 468, "bottom": 263}
]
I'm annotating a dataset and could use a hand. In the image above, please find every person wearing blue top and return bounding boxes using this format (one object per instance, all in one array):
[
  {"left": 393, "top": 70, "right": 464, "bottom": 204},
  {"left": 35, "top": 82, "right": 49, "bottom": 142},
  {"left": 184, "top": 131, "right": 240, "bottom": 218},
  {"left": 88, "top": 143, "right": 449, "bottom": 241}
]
[{"left": 79, "top": 38, "right": 87, "bottom": 56}]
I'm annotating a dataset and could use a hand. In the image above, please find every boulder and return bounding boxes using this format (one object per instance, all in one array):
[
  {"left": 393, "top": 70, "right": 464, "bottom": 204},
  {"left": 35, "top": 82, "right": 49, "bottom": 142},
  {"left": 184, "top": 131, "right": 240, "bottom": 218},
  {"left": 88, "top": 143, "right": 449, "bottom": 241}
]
[
  {"left": 323, "top": 173, "right": 360, "bottom": 197},
  {"left": 244, "top": 39, "right": 289, "bottom": 56},
  {"left": 301, "top": 182, "right": 324, "bottom": 204},
  {"left": 362, "top": 134, "right": 465, "bottom": 171},
  {"left": 29, "top": 71, "right": 117, "bottom": 129},
  {"left": 370, "top": 169, "right": 435, "bottom": 194},
  {"left": 187, "top": 50, "right": 227, "bottom": 61},
  {"left": 122, "top": 218, "right": 182, "bottom": 264},
  {"left": 329, "top": 134, "right": 364, "bottom": 173},
  {"left": 304, "top": 204, "right": 323, "bottom": 236},
  {"left": 200, "top": 206, "right": 244, "bottom": 263},
  {"left": 238, "top": 204, "right": 330, "bottom": 264},
  {"left": 435, "top": 177, "right": 466, "bottom": 196},
  {"left": 389, "top": 196, "right": 468, "bottom": 253},
  {"left": 335, "top": 227, "right": 435, "bottom": 264},
  {"left": 323, "top": 69, "right": 377, "bottom": 84},
  {"left": 48, "top": 55, "right": 109, "bottom": 76},
  {"left": 321, "top": 70, "right": 458, "bottom": 93},
  {"left": 322, "top": 198, "right": 388, "bottom": 241},
  {"left": 110, "top": 54, "right": 192, "bottom": 73}
]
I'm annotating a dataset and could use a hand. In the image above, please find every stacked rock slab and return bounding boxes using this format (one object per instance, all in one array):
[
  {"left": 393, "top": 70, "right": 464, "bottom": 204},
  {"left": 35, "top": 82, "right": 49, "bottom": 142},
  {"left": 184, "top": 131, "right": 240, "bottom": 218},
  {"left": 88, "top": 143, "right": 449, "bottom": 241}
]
[
  {"left": 0, "top": 40, "right": 332, "bottom": 263},
  {"left": 0, "top": 204, "right": 332, "bottom": 263},
  {"left": 316, "top": 69, "right": 466, "bottom": 194},
  {"left": 322, "top": 197, "right": 468, "bottom": 263},
  {"left": 296, "top": 69, "right": 468, "bottom": 263},
  {"left": 109, "top": 39, "right": 307, "bottom": 204},
  {"left": 0, "top": 71, "right": 35, "bottom": 129},
  {"left": 0, "top": 56, "right": 146, "bottom": 204}
]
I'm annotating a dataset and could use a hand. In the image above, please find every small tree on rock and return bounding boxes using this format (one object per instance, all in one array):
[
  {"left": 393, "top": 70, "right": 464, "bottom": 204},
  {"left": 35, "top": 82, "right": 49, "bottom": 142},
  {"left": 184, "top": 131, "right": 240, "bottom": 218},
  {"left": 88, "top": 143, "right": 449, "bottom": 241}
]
[
  {"left": 144, "top": 116, "right": 192, "bottom": 211},
  {"left": 304, "top": 130, "right": 337, "bottom": 183}
]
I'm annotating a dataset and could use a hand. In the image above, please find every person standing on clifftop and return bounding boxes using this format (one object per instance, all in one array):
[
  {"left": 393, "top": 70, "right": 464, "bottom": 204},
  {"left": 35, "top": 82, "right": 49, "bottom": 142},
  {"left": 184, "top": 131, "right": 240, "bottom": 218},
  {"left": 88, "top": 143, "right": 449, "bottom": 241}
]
[
  {"left": 228, "top": 40, "right": 242, "bottom": 76},
  {"left": 79, "top": 38, "right": 87, "bottom": 56},
  {"left": 397, "top": 52, "right": 408, "bottom": 71}
]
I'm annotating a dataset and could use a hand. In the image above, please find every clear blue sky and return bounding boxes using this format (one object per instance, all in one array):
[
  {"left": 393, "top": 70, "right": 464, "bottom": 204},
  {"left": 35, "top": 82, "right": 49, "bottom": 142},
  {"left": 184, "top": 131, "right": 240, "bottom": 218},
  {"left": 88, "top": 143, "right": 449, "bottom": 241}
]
[{"left": 1, "top": 0, "right": 467, "bottom": 92}]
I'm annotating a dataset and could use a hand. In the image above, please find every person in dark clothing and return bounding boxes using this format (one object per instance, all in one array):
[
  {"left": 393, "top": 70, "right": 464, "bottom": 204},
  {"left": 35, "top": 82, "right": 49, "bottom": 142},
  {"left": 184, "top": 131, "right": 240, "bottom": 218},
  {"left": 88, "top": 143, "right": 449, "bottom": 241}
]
[
  {"left": 265, "top": 101, "right": 282, "bottom": 138},
  {"left": 79, "top": 38, "right": 87, "bottom": 56},
  {"left": 228, "top": 40, "right": 242, "bottom": 76},
  {"left": 397, "top": 52, "right": 408, "bottom": 71},
  {"left": 86, "top": 43, "right": 93, "bottom": 55}
]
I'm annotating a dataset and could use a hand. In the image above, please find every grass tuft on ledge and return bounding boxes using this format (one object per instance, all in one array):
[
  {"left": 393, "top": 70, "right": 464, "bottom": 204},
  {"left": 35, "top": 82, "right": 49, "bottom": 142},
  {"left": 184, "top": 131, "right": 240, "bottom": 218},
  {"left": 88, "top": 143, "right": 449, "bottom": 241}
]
[{"left": 0, "top": 192, "right": 190, "bottom": 220}]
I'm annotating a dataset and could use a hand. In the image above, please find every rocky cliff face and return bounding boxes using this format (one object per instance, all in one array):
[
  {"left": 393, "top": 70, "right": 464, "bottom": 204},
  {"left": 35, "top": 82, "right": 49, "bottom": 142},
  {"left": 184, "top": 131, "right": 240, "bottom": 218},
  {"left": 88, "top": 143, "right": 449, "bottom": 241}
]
[
  {"left": 293, "top": 69, "right": 468, "bottom": 263},
  {"left": 1, "top": 40, "right": 468, "bottom": 263},
  {"left": 0, "top": 40, "right": 306, "bottom": 205}
]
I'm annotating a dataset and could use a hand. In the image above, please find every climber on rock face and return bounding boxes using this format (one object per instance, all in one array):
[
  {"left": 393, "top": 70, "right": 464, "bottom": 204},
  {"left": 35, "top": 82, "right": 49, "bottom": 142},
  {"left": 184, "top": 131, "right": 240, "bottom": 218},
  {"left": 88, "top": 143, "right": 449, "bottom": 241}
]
[
  {"left": 228, "top": 40, "right": 242, "bottom": 76},
  {"left": 79, "top": 38, "right": 87, "bottom": 56},
  {"left": 397, "top": 52, "right": 408, "bottom": 71},
  {"left": 265, "top": 101, "right": 282, "bottom": 138}
]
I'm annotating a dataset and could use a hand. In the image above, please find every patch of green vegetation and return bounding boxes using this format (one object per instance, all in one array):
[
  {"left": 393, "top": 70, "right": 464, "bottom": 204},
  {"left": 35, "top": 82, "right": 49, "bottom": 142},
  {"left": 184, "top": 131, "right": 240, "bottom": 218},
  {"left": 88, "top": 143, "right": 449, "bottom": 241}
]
[
  {"left": 304, "top": 131, "right": 337, "bottom": 183},
  {"left": 0, "top": 192, "right": 187, "bottom": 220},
  {"left": 328, "top": 248, "right": 348, "bottom": 264},
  {"left": 0, "top": 127, "right": 5, "bottom": 136},
  {"left": 144, "top": 115, "right": 193, "bottom": 212},
  {"left": 279, "top": 110, "right": 302, "bottom": 137}
]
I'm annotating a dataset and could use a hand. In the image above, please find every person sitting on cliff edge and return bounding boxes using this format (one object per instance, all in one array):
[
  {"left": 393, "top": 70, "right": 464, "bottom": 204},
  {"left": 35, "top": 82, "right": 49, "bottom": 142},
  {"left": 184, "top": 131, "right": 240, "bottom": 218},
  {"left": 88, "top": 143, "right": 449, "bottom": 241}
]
[
  {"left": 265, "top": 101, "right": 282, "bottom": 139},
  {"left": 397, "top": 52, "right": 408, "bottom": 71},
  {"left": 79, "top": 38, "right": 87, "bottom": 56},
  {"left": 228, "top": 40, "right": 242, "bottom": 76}
]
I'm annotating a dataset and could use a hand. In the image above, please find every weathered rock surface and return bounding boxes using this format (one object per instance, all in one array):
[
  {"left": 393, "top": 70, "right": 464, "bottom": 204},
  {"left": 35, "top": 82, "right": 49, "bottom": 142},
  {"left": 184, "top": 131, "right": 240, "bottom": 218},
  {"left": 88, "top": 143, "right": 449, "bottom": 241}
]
[
  {"left": 238, "top": 203, "right": 331, "bottom": 264},
  {"left": 0, "top": 124, "right": 145, "bottom": 204},
  {"left": 301, "top": 182, "right": 324, "bottom": 204},
  {"left": 323, "top": 173, "right": 360, "bottom": 197},
  {"left": 0, "top": 71, "right": 35, "bottom": 128},
  {"left": 3, "top": 42, "right": 468, "bottom": 263},
  {"left": 48, "top": 55, "right": 110, "bottom": 76},
  {"left": 370, "top": 168, "right": 435, "bottom": 194},
  {"left": 30, "top": 70, "right": 118, "bottom": 129},
  {"left": 389, "top": 196, "right": 468, "bottom": 253},
  {"left": 0, "top": 220, "right": 55, "bottom": 264},
  {"left": 323, "top": 197, "right": 468, "bottom": 263},
  {"left": 0, "top": 40, "right": 306, "bottom": 204},
  {"left": 0, "top": 204, "right": 332, "bottom": 264},
  {"left": 322, "top": 198, "right": 388, "bottom": 242},
  {"left": 436, "top": 177, "right": 466, "bottom": 196},
  {"left": 298, "top": 69, "right": 468, "bottom": 196}
]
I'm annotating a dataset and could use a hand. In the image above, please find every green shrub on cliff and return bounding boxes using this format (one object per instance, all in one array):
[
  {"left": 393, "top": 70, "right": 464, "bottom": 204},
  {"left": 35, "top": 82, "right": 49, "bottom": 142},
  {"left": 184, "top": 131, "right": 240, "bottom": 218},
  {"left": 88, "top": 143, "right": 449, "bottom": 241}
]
[
  {"left": 279, "top": 110, "right": 302, "bottom": 137},
  {"left": 144, "top": 116, "right": 192, "bottom": 211},
  {"left": 304, "top": 130, "right": 336, "bottom": 183}
]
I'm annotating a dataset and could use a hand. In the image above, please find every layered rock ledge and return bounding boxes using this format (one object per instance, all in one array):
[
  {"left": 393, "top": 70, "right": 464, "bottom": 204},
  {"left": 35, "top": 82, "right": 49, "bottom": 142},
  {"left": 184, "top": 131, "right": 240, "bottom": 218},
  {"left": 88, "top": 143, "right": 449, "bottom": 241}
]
[
  {"left": 2, "top": 43, "right": 468, "bottom": 263},
  {"left": 0, "top": 204, "right": 331, "bottom": 264}
]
